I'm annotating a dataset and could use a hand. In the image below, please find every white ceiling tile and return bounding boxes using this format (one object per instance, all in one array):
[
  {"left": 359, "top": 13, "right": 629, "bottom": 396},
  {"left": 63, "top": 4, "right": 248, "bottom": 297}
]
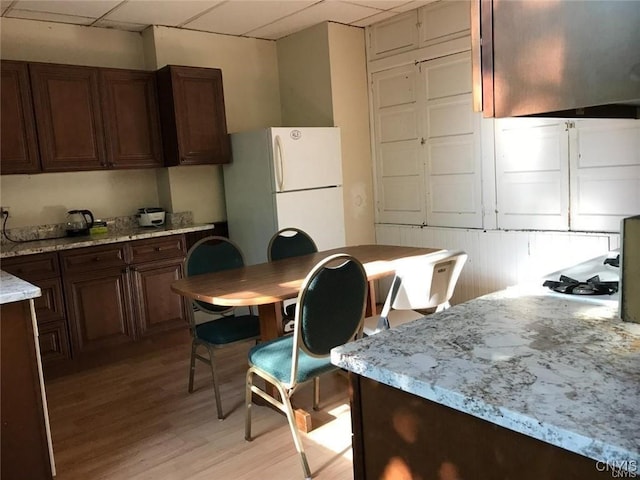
[
  {"left": 5, "top": 8, "right": 93, "bottom": 24},
  {"left": 11, "top": 0, "right": 122, "bottom": 18},
  {"left": 390, "top": 0, "right": 436, "bottom": 13},
  {"left": 1, "top": 1, "right": 15, "bottom": 15},
  {"left": 93, "top": 18, "right": 147, "bottom": 32},
  {"left": 247, "top": 0, "right": 379, "bottom": 39},
  {"left": 184, "top": 0, "right": 316, "bottom": 36},
  {"left": 343, "top": 0, "right": 411, "bottom": 10},
  {"left": 104, "top": 0, "right": 222, "bottom": 27},
  {"left": 0, "top": 0, "right": 426, "bottom": 39},
  {"left": 351, "top": 9, "right": 398, "bottom": 27}
]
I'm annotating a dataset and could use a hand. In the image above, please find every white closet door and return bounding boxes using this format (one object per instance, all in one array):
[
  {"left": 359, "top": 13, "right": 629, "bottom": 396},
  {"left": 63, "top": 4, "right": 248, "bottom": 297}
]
[
  {"left": 570, "top": 119, "right": 640, "bottom": 232},
  {"left": 495, "top": 118, "right": 569, "bottom": 231},
  {"left": 372, "top": 64, "right": 426, "bottom": 225},
  {"left": 421, "top": 52, "right": 483, "bottom": 228}
]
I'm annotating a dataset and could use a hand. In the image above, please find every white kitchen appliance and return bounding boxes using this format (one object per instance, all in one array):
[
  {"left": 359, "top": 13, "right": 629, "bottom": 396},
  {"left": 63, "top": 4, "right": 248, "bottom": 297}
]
[
  {"left": 223, "top": 127, "right": 345, "bottom": 266},
  {"left": 137, "top": 207, "right": 166, "bottom": 227}
]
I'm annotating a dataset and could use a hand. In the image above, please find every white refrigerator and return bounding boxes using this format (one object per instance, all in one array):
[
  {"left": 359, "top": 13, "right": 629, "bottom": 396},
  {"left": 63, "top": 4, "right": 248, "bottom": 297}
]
[{"left": 223, "top": 127, "right": 346, "bottom": 266}]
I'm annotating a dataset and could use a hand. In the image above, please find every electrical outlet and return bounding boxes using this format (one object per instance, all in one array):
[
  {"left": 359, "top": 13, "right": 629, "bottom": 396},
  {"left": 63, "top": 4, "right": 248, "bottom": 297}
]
[{"left": 0, "top": 206, "right": 9, "bottom": 217}]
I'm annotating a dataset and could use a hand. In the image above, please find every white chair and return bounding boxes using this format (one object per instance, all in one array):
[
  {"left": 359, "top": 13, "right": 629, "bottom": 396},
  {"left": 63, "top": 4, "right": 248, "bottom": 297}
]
[{"left": 363, "top": 249, "right": 468, "bottom": 335}]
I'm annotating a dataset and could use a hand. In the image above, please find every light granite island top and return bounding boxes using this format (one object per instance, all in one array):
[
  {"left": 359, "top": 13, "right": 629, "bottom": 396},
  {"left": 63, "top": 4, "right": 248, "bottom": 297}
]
[
  {"left": 332, "top": 286, "right": 640, "bottom": 470},
  {"left": 0, "top": 270, "right": 41, "bottom": 304}
]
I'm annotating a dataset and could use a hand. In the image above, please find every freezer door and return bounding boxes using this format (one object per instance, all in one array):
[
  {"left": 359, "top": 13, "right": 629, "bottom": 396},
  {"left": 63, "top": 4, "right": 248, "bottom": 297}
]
[
  {"left": 271, "top": 127, "right": 343, "bottom": 192},
  {"left": 275, "top": 187, "right": 346, "bottom": 252}
]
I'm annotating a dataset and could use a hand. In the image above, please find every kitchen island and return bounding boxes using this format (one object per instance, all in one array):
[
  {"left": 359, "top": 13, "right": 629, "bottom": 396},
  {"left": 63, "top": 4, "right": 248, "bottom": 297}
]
[
  {"left": 332, "top": 287, "right": 640, "bottom": 479},
  {"left": 1, "top": 271, "right": 54, "bottom": 479}
]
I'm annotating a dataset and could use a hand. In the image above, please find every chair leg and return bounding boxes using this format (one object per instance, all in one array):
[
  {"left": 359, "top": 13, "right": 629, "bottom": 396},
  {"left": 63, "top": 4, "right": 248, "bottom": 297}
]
[
  {"left": 188, "top": 341, "right": 197, "bottom": 393},
  {"left": 278, "top": 384, "right": 312, "bottom": 480},
  {"left": 312, "top": 376, "right": 320, "bottom": 411},
  {"left": 206, "top": 345, "right": 224, "bottom": 420},
  {"left": 245, "top": 369, "right": 254, "bottom": 441}
]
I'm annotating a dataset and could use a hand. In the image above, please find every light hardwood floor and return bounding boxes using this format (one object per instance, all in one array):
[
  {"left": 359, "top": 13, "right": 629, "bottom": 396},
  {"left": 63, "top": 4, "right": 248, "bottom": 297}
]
[{"left": 45, "top": 331, "right": 355, "bottom": 480}]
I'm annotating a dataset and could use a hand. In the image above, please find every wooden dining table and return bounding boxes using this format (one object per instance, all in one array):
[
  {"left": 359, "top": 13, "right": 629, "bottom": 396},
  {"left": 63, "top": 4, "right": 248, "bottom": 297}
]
[
  {"left": 171, "top": 244, "right": 444, "bottom": 342},
  {"left": 170, "top": 244, "right": 443, "bottom": 432}
]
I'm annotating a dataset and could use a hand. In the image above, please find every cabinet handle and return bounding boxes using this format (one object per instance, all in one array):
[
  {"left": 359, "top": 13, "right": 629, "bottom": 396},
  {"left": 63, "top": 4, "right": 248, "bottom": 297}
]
[
  {"left": 93, "top": 256, "right": 101, "bottom": 262},
  {"left": 155, "top": 247, "right": 162, "bottom": 252}
]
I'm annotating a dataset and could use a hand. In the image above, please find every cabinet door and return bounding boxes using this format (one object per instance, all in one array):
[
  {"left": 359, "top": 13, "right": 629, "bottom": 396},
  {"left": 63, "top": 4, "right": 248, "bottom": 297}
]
[
  {"left": 64, "top": 268, "right": 135, "bottom": 354},
  {"left": 31, "top": 277, "right": 66, "bottom": 324},
  {"left": 157, "top": 65, "right": 231, "bottom": 165},
  {"left": 419, "top": 0, "right": 470, "bottom": 47},
  {"left": 0, "top": 60, "right": 40, "bottom": 174},
  {"left": 131, "top": 258, "right": 189, "bottom": 337},
  {"left": 371, "top": 64, "right": 426, "bottom": 225},
  {"left": 494, "top": 118, "right": 569, "bottom": 231},
  {"left": 569, "top": 119, "right": 640, "bottom": 232},
  {"left": 30, "top": 63, "right": 107, "bottom": 172},
  {"left": 38, "top": 319, "right": 72, "bottom": 365},
  {"left": 100, "top": 69, "right": 163, "bottom": 169},
  {"left": 367, "top": 10, "right": 419, "bottom": 60},
  {"left": 420, "top": 52, "right": 483, "bottom": 229}
]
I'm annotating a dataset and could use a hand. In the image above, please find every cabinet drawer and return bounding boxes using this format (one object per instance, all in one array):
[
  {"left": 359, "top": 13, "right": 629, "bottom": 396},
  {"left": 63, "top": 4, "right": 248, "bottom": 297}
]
[
  {"left": 2, "top": 252, "right": 60, "bottom": 281},
  {"left": 32, "top": 277, "right": 65, "bottom": 323},
  {"left": 60, "top": 244, "right": 128, "bottom": 274},
  {"left": 38, "top": 319, "right": 71, "bottom": 363},
  {"left": 129, "top": 235, "right": 186, "bottom": 264}
]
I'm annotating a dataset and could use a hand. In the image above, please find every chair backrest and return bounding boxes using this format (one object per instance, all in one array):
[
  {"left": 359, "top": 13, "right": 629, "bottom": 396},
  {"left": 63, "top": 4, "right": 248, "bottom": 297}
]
[
  {"left": 185, "top": 236, "right": 246, "bottom": 315},
  {"left": 268, "top": 227, "right": 318, "bottom": 261},
  {"left": 290, "top": 254, "right": 368, "bottom": 380},
  {"left": 381, "top": 250, "right": 468, "bottom": 317}
]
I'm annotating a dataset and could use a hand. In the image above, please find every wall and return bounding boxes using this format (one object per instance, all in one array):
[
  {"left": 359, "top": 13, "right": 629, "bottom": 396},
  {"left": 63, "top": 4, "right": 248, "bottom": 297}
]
[
  {"left": 276, "top": 23, "right": 333, "bottom": 127},
  {"left": 0, "top": 18, "right": 281, "bottom": 226},
  {"left": 376, "top": 224, "right": 620, "bottom": 305},
  {"left": 277, "top": 22, "right": 376, "bottom": 245},
  {"left": 0, "top": 18, "right": 157, "bottom": 227},
  {"left": 327, "top": 23, "right": 375, "bottom": 245},
  {"left": 366, "top": 4, "right": 633, "bottom": 301},
  {"left": 144, "top": 26, "right": 281, "bottom": 223}
]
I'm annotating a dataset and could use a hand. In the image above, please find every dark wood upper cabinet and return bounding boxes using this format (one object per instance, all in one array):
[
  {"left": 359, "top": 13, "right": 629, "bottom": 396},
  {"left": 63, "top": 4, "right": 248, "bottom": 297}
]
[
  {"left": 156, "top": 65, "right": 231, "bottom": 166},
  {"left": 472, "top": 0, "right": 640, "bottom": 119},
  {"left": 0, "top": 60, "right": 41, "bottom": 174},
  {"left": 30, "top": 63, "right": 107, "bottom": 172},
  {"left": 100, "top": 69, "right": 163, "bottom": 169}
]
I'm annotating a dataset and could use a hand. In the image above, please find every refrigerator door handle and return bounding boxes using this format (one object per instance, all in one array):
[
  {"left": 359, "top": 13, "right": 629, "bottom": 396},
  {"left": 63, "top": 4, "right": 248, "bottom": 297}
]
[{"left": 275, "top": 134, "right": 284, "bottom": 191}]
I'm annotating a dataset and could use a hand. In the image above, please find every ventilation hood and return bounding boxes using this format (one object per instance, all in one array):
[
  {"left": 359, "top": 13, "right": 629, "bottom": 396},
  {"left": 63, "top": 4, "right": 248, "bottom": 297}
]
[{"left": 473, "top": 0, "right": 640, "bottom": 119}]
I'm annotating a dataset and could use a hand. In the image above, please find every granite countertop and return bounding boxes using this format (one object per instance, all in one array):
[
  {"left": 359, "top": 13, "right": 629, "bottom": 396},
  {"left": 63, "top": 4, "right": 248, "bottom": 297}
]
[
  {"left": 0, "top": 270, "right": 41, "bottom": 304},
  {"left": 332, "top": 286, "right": 640, "bottom": 468},
  {"left": 0, "top": 223, "right": 214, "bottom": 258}
]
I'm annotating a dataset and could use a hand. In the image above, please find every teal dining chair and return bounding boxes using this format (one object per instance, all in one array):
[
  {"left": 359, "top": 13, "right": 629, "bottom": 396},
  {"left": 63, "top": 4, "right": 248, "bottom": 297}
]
[
  {"left": 267, "top": 227, "right": 318, "bottom": 333},
  {"left": 245, "top": 253, "right": 368, "bottom": 480},
  {"left": 185, "top": 236, "right": 261, "bottom": 420}
]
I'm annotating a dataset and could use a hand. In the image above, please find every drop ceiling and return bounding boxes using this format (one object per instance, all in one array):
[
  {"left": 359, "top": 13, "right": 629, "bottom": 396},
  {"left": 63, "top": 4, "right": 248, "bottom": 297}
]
[{"left": 0, "top": 0, "right": 435, "bottom": 40}]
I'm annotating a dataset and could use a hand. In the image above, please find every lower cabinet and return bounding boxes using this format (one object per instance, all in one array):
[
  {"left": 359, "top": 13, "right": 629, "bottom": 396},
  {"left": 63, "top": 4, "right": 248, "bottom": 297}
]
[
  {"left": 131, "top": 258, "right": 188, "bottom": 337},
  {"left": 60, "top": 235, "right": 189, "bottom": 359},
  {"left": 349, "top": 374, "right": 612, "bottom": 479},
  {"left": 129, "top": 235, "right": 189, "bottom": 337},
  {"left": 3, "top": 232, "right": 193, "bottom": 375},
  {"left": 63, "top": 266, "right": 136, "bottom": 354},
  {"left": 1, "top": 252, "right": 72, "bottom": 375}
]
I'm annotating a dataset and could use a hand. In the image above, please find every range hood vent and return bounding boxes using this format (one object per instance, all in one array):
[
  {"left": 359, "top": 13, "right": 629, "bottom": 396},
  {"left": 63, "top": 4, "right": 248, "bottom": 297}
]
[{"left": 473, "top": 0, "right": 640, "bottom": 119}]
